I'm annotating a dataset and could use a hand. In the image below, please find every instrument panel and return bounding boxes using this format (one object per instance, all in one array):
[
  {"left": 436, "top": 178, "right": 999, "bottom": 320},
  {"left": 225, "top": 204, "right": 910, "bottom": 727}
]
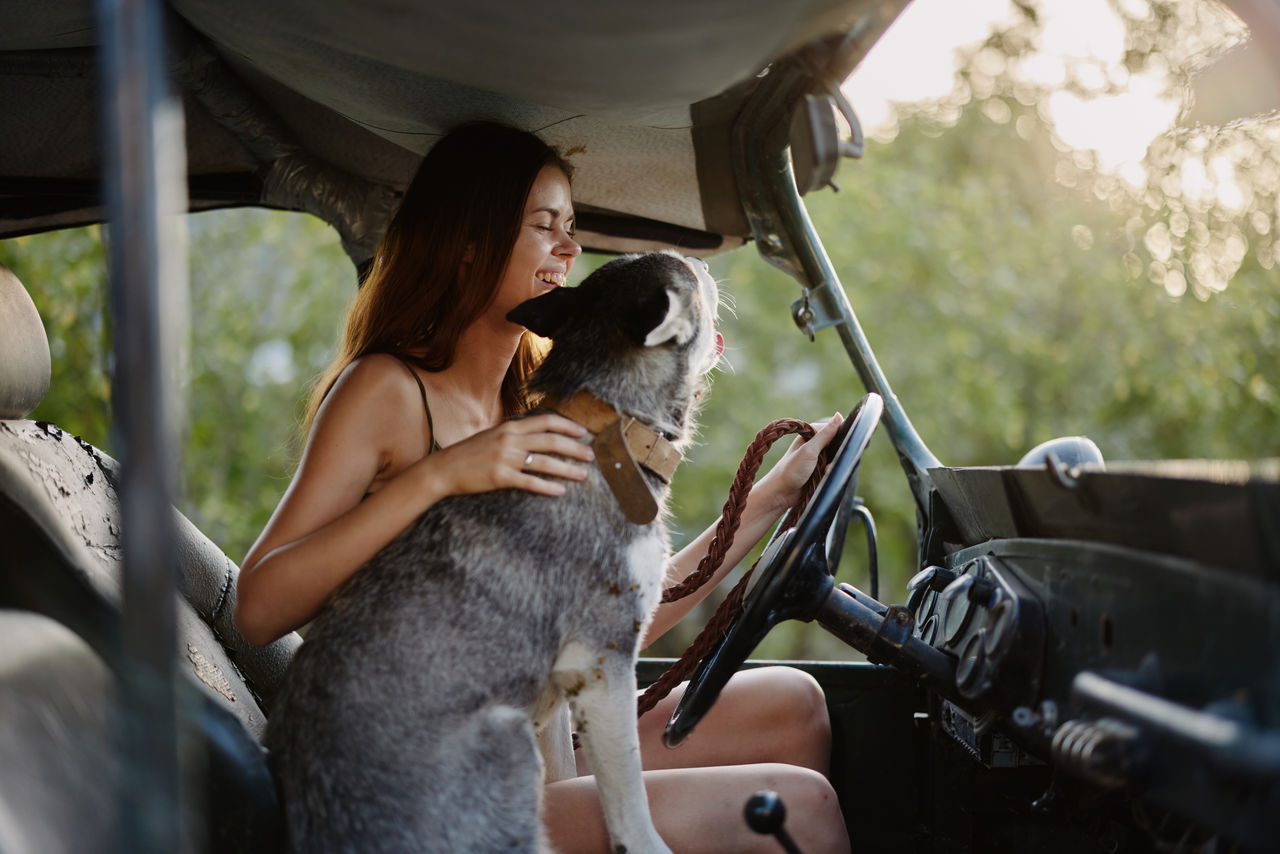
[{"left": 906, "top": 555, "right": 1045, "bottom": 711}]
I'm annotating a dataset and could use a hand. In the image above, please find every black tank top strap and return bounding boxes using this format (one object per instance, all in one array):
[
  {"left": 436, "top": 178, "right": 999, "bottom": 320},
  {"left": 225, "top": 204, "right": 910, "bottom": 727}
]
[{"left": 390, "top": 353, "right": 442, "bottom": 453}]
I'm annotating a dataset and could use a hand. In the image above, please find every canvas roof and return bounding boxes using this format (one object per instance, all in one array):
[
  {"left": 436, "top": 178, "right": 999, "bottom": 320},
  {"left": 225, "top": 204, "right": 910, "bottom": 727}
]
[{"left": 0, "top": 0, "right": 907, "bottom": 264}]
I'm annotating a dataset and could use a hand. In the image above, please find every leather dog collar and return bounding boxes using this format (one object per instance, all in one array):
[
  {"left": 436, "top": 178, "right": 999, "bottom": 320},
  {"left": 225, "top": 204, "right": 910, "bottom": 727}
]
[{"left": 545, "top": 391, "right": 682, "bottom": 525}]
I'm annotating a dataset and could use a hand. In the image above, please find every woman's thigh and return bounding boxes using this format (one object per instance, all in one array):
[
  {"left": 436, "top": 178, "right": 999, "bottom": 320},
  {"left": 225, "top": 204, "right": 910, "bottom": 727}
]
[
  {"left": 544, "top": 762, "right": 849, "bottom": 854},
  {"left": 629, "top": 665, "right": 832, "bottom": 774}
]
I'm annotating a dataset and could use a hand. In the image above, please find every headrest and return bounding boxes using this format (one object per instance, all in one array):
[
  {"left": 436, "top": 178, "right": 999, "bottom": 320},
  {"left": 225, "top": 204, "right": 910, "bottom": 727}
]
[{"left": 0, "top": 262, "right": 51, "bottom": 419}]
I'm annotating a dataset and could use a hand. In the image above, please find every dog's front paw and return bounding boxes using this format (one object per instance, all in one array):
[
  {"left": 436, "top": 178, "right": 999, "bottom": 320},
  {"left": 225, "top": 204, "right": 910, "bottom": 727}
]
[{"left": 611, "top": 831, "right": 673, "bottom": 854}]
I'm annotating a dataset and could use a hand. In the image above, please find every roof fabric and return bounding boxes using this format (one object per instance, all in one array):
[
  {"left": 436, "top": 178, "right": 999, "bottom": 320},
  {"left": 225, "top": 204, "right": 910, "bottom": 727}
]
[{"left": 0, "top": 0, "right": 905, "bottom": 257}]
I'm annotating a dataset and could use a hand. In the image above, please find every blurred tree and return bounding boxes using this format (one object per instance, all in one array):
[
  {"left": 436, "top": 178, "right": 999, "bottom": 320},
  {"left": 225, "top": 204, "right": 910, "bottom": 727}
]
[{"left": 180, "top": 210, "right": 355, "bottom": 560}]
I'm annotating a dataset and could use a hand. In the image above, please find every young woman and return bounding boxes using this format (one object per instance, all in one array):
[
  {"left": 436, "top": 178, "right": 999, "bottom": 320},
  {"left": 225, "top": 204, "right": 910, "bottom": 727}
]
[{"left": 235, "top": 122, "right": 850, "bottom": 853}]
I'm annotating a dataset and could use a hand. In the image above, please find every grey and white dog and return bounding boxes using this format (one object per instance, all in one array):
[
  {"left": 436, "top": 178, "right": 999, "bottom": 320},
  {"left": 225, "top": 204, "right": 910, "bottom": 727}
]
[{"left": 266, "top": 250, "right": 720, "bottom": 854}]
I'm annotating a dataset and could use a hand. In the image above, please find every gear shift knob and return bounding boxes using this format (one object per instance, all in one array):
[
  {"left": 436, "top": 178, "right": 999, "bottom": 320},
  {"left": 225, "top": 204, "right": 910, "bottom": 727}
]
[{"left": 744, "top": 790, "right": 803, "bottom": 854}]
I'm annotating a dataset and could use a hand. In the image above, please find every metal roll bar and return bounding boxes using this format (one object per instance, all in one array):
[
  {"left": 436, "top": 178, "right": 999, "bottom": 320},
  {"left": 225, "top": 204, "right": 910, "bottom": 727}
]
[{"left": 730, "top": 30, "right": 941, "bottom": 516}]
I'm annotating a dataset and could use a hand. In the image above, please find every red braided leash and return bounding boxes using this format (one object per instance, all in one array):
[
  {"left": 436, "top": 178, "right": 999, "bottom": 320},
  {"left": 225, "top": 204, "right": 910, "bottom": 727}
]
[{"left": 636, "top": 418, "right": 833, "bottom": 719}]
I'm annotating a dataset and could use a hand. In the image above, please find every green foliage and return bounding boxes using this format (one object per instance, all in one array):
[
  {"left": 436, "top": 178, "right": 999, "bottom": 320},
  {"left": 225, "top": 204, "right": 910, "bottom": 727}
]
[{"left": 180, "top": 210, "right": 355, "bottom": 561}]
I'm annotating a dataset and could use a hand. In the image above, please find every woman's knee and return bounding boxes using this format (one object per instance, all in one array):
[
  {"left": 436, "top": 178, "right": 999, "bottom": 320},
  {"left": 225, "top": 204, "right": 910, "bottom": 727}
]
[
  {"left": 636, "top": 666, "right": 833, "bottom": 775},
  {"left": 743, "top": 667, "right": 832, "bottom": 769},
  {"left": 761, "top": 763, "right": 849, "bottom": 853},
  {"left": 749, "top": 666, "right": 827, "bottom": 717}
]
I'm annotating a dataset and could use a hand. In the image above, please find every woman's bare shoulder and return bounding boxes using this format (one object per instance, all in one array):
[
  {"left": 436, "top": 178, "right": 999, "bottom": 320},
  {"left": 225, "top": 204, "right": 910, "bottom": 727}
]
[
  {"left": 342, "top": 351, "right": 413, "bottom": 384},
  {"left": 307, "top": 354, "right": 424, "bottom": 445},
  {"left": 326, "top": 353, "right": 418, "bottom": 406}
]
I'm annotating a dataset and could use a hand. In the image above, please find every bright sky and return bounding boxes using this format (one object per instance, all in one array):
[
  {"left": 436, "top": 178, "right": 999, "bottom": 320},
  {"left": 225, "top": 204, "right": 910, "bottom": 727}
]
[
  {"left": 841, "top": 0, "right": 1280, "bottom": 296},
  {"left": 842, "top": 0, "right": 1185, "bottom": 177}
]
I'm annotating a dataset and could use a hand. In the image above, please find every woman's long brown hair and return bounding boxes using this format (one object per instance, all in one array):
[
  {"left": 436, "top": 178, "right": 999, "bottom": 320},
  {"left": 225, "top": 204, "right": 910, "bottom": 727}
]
[{"left": 303, "top": 123, "right": 572, "bottom": 435}]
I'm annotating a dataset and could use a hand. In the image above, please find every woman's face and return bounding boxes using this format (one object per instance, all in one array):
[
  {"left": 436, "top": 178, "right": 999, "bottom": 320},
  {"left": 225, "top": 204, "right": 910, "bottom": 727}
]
[{"left": 494, "top": 164, "right": 581, "bottom": 322}]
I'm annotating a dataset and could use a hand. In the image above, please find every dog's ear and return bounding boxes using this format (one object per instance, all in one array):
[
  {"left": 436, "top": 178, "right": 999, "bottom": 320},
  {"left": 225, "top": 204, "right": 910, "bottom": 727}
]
[
  {"left": 507, "top": 288, "right": 579, "bottom": 339},
  {"left": 630, "top": 286, "right": 695, "bottom": 347}
]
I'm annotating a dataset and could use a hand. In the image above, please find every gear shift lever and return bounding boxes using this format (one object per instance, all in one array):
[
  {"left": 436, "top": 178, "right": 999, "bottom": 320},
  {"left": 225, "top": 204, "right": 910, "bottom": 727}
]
[{"left": 744, "top": 790, "right": 803, "bottom": 854}]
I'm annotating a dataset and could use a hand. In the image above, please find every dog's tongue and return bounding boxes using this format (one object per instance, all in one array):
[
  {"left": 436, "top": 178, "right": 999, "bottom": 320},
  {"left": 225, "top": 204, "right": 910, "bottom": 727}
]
[{"left": 715, "top": 332, "right": 724, "bottom": 357}]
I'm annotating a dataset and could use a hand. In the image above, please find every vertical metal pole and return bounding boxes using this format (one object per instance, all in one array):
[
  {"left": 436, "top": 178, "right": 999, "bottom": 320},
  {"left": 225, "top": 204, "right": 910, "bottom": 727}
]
[
  {"left": 728, "top": 56, "right": 941, "bottom": 518},
  {"left": 96, "top": 0, "right": 190, "bottom": 850},
  {"left": 761, "top": 142, "right": 941, "bottom": 512}
]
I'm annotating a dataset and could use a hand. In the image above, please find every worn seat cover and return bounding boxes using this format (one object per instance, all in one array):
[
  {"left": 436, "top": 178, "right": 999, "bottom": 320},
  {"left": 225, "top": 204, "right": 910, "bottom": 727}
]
[
  {"left": 0, "top": 609, "right": 283, "bottom": 853},
  {"left": 0, "top": 264, "right": 298, "bottom": 734},
  {"left": 0, "top": 418, "right": 299, "bottom": 734}
]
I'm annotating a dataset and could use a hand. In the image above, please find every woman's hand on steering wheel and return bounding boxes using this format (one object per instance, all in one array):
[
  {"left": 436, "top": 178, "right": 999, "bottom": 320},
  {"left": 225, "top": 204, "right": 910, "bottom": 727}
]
[
  {"left": 664, "top": 393, "right": 883, "bottom": 748},
  {"left": 755, "top": 413, "right": 844, "bottom": 516}
]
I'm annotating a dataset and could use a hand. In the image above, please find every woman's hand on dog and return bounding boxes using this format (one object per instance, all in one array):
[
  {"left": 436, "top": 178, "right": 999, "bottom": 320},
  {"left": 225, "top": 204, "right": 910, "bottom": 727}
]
[
  {"left": 431, "top": 414, "right": 594, "bottom": 497},
  {"left": 756, "top": 413, "right": 844, "bottom": 516}
]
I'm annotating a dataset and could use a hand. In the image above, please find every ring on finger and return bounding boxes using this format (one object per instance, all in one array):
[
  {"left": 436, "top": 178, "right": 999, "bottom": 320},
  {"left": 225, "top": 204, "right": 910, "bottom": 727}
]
[{"left": 523, "top": 452, "right": 535, "bottom": 469}]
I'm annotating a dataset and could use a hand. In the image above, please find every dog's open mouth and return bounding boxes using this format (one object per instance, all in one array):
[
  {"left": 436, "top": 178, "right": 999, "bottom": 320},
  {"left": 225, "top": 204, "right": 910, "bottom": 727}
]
[{"left": 714, "top": 332, "right": 724, "bottom": 357}]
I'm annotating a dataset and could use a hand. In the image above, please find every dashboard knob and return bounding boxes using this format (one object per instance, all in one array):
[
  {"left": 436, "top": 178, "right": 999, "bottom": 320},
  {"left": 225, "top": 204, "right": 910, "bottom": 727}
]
[
  {"left": 907, "top": 565, "right": 958, "bottom": 592},
  {"left": 967, "top": 578, "right": 998, "bottom": 607}
]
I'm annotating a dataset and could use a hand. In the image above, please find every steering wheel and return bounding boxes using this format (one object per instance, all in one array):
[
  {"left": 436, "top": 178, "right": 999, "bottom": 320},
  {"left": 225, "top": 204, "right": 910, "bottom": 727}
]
[{"left": 663, "top": 392, "right": 883, "bottom": 748}]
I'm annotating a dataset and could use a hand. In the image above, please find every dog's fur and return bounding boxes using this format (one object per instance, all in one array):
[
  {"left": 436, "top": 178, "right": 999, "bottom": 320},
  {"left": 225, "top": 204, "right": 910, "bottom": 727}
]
[{"left": 265, "top": 251, "right": 719, "bottom": 854}]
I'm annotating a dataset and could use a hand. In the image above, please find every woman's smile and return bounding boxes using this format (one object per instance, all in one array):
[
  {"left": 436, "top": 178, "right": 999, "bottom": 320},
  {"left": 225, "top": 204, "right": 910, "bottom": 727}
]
[
  {"left": 497, "top": 164, "right": 580, "bottom": 316},
  {"left": 535, "top": 269, "right": 567, "bottom": 290}
]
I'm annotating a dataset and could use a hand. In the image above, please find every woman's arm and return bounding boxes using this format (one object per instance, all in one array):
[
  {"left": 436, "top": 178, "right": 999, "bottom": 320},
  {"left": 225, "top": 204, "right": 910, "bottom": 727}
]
[
  {"left": 234, "top": 356, "right": 592, "bottom": 646},
  {"left": 641, "top": 414, "right": 843, "bottom": 648}
]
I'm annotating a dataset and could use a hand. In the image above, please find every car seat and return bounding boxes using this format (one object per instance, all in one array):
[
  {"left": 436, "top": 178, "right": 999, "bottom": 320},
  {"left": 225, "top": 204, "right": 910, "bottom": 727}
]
[{"left": 0, "top": 260, "right": 294, "bottom": 851}]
